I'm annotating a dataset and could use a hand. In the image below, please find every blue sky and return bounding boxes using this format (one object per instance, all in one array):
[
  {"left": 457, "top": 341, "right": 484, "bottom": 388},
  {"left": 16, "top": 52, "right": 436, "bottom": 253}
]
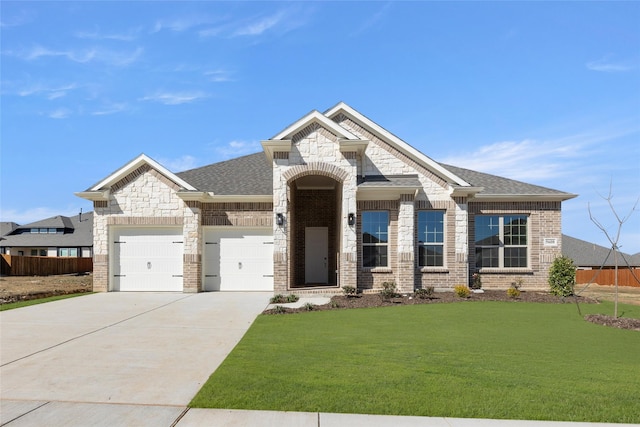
[{"left": 2, "top": 1, "right": 639, "bottom": 255}]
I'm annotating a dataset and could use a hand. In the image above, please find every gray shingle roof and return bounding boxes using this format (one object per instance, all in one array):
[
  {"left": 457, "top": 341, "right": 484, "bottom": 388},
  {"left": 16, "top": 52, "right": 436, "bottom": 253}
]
[
  {"left": 562, "top": 234, "right": 639, "bottom": 267},
  {"left": 176, "top": 153, "right": 272, "bottom": 195},
  {"left": 173, "top": 153, "right": 572, "bottom": 199},
  {"left": 0, "top": 212, "right": 93, "bottom": 248},
  {"left": 1, "top": 222, "right": 19, "bottom": 237},
  {"left": 441, "top": 163, "right": 573, "bottom": 197}
]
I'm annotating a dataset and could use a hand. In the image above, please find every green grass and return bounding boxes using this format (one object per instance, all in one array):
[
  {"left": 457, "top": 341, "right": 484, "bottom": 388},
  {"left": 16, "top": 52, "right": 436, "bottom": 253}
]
[
  {"left": 190, "top": 301, "right": 640, "bottom": 423},
  {"left": 0, "top": 292, "right": 91, "bottom": 311}
]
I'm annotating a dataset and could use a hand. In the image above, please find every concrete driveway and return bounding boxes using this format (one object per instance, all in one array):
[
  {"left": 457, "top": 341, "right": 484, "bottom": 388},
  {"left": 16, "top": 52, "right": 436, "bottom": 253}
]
[{"left": 1, "top": 292, "right": 270, "bottom": 425}]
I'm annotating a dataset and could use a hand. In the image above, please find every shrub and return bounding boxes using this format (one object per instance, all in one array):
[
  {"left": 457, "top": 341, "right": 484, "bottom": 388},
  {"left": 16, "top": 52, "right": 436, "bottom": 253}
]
[
  {"left": 454, "top": 285, "right": 471, "bottom": 298},
  {"left": 330, "top": 300, "right": 340, "bottom": 309},
  {"left": 415, "top": 287, "right": 434, "bottom": 299},
  {"left": 270, "top": 294, "right": 300, "bottom": 304},
  {"left": 380, "top": 281, "right": 398, "bottom": 299},
  {"left": 548, "top": 256, "right": 576, "bottom": 297},
  {"left": 270, "top": 294, "right": 286, "bottom": 304},
  {"left": 471, "top": 273, "right": 482, "bottom": 290},
  {"left": 342, "top": 286, "right": 357, "bottom": 296},
  {"left": 303, "top": 302, "right": 315, "bottom": 311},
  {"left": 507, "top": 287, "right": 521, "bottom": 298},
  {"left": 511, "top": 278, "right": 524, "bottom": 290},
  {"left": 273, "top": 305, "right": 287, "bottom": 314}
]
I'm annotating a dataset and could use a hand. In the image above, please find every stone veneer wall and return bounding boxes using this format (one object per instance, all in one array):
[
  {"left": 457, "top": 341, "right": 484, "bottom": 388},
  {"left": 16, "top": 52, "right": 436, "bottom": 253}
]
[
  {"left": 92, "top": 165, "right": 195, "bottom": 292},
  {"left": 468, "top": 201, "right": 562, "bottom": 290}
]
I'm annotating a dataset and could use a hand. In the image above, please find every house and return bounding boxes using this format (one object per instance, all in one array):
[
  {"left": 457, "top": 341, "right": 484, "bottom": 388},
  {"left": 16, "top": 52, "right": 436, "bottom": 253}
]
[
  {"left": 562, "top": 234, "right": 640, "bottom": 269},
  {"left": 0, "top": 212, "right": 93, "bottom": 258},
  {"left": 76, "top": 102, "right": 576, "bottom": 293},
  {"left": 562, "top": 234, "right": 640, "bottom": 286}
]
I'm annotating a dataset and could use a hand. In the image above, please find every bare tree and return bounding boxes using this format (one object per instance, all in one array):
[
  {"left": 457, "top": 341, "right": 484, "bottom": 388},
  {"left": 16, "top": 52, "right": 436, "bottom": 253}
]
[{"left": 587, "top": 182, "right": 639, "bottom": 318}]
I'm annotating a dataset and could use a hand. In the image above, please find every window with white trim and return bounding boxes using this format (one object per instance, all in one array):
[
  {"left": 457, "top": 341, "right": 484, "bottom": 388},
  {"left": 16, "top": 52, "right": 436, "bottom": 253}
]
[
  {"left": 475, "top": 215, "right": 528, "bottom": 268},
  {"left": 418, "top": 210, "right": 444, "bottom": 267},
  {"left": 362, "top": 211, "right": 389, "bottom": 268}
]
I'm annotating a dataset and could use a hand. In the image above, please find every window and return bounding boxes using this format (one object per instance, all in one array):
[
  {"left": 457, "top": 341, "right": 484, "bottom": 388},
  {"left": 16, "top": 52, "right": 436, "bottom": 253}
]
[
  {"left": 362, "top": 211, "right": 389, "bottom": 268},
  {"left": 39, "top": 249, "right": 47, "bottom": 256},
  {"left": 31, "top": 249, "right": 38, "bottom": 256},
  {"left": 59, "top": 248, "right": 78, "bottom": 257},
  {"left": 475, "top": 215, "right": 528, "bottom": 268},
  {"left": 418, "top": 211, "right": 444, "bottom": 267}
]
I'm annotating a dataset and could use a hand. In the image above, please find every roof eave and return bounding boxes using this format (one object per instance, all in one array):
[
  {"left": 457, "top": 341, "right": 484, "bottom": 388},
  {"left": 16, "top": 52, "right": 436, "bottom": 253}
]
[
  {"left": 75, "top": 190, "right": 110, "bottom": 201},
  {"left": 471, "top": 193, "right": 578, "bottom": 202},
  {"left": 176, "top": 192, "right": 272, "bottom": 203}
]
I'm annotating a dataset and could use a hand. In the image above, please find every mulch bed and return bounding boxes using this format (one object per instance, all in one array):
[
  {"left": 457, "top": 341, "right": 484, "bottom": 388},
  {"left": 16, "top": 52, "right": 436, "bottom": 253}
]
[{"left": 264, "top": 290, "right": 639, "bottom": 331}]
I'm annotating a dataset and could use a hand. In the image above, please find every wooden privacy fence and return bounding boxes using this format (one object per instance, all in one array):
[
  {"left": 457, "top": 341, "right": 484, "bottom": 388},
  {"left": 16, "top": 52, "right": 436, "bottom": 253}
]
[
  {"left": 576, "top": 268, "right": 640, "bottom": 288},
  {"left": 1, "top": 254, "right": 93, "bottom": 276}
]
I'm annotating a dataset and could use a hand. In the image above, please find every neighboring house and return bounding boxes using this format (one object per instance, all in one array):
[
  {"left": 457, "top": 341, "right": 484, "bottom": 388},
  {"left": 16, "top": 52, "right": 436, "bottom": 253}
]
[
  {"left": 0, "top": 212, "right": 93, "bottom": 258},
  {"left": 76, "top": 102, "right": 576, "bottom": 293},
  {"left": 1, "top": 222, "right": 19, "bottom": 238},
  {"left": 562, "top": 234, "right": 640, "bottom": 269},
  {"left": 562, "top": 234, "right": 640, "bottom": 287}
]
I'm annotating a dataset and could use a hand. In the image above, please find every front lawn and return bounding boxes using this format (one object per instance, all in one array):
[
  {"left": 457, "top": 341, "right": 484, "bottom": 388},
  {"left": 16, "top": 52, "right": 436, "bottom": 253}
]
[
  {"left": 0, "top": 292, "right": 90, "bottom": 311},
  {"left": 190, "top": 301, "right": 639, "bottom": 423}
]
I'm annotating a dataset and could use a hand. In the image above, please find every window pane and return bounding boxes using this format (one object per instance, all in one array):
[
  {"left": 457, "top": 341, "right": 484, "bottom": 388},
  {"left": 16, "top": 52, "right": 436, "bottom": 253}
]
[
  {"left": 504, "top": 215, "right": 527, "bottom": 246},
  {"left": 39, "top": 228, "right": 48, "bottom": 233},
  {"left": 475, "top": 216, "right": 500, "bottom": 246},
  {"left": 476, "top": 247, "right": 499, "bottom": 268},
  {"left": 418, "top": 211, "right": 444, "bottom": 244},
  {"left": 505, "top": 247, "right": 527, "bottom": 267},
  {"left": 48, "top": 228, "right": 57, "bottom": 234},
  {"left": 69, "top": 248, "right": 78, "bottom": 257},
  {"left": 31, "top": 249, "right": 38, "bottom": 256},
  {"left": 362, "top": 211, "right": 388, "bottom": 244},
  {"left": 419, "top": 245, "right": 443, "bottom": 267},
  {"left": 363, "top": 246, "right": 388, "bottom": 268}
]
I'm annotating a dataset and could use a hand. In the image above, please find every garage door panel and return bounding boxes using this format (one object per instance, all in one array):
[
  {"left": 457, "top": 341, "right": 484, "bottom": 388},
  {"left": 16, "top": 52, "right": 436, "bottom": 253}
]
[
  {"left": 204, "top": 228, "right": 273, "bottom": 291},
  {"left": 112, "top": 228, "right": 183, "bottom": 292}
]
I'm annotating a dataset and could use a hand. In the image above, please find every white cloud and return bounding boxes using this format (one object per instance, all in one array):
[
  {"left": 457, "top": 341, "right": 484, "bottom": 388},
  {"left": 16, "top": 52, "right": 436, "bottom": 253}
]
[
  {"left": 439, "top": 126, "right": 638, "bottom": 184},
  {"left": 48, "top": 108, "right": 72, "bottom": 119},
  {"left": 215, "top": 140, "right": 262, "bottom": 159},
  {"left": 232, "top": 11, "right": 286, "bottom": 37},
  {"left": 157, "top": 155, "right": 199, "bottom": 172},
  {"left": 586, "top": 56, "right": 636, "bottom": 72},
  {"left": 350, "top": 2, "right": 392, "bottom": 36},
  {"left": 139, "top": 91, "right": 208, "bottom": 105},
  {"left": 152, "top": 16, "right": 215, "bottom": 33},
  {"left": 75, "top": 27, "right": 141, "bottom": 41},
  {"left": 204, "top": 69, "right": 233, "bottom": 82},
  {"left": 91, "top": 102, "right": 129, "bottom": 116},
  {"left": 17, "top": 82, "right": 79, "bottom": 99},
  {"left": 12, "top": 45, "right": 143, "bottom": 67}
]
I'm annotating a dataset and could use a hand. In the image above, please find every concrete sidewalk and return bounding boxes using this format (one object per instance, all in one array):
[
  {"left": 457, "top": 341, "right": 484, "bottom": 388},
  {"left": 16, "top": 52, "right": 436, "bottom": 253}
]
[{"left": 1, "top": 402, "right": 634, "bottom": 426}]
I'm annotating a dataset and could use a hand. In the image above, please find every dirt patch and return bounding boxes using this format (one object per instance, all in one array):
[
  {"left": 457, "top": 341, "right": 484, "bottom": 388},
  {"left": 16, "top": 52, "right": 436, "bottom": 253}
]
[
  {"left": 585, "top": 314, "right": 640, "bottom": 331},
  {"left": 0, "top": 274, "right": 92, "bottom": 304},
  {"left": 575, "top": 283, "right": 640, "bottom": 306}
]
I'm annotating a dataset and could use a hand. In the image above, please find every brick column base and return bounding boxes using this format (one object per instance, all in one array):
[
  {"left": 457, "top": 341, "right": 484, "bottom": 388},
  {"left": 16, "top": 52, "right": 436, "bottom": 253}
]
[
  {"left": 397, "top": 252, "right": 415, "bottom": 294},
  {"left": 93, "top": 255, "right": 108, "bottom": 292},
  {"left": 183, "top": 254, "right": 202, "bottom": 293}
]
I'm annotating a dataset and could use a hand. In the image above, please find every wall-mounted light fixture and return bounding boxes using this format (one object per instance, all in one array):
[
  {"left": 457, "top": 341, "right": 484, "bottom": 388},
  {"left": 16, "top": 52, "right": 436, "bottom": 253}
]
[
  {"left": 276, "top": 213, "right": 285, "bottom": 226},
  {"left": 348, "top": 213, "right": 355, "bottom": 226}
]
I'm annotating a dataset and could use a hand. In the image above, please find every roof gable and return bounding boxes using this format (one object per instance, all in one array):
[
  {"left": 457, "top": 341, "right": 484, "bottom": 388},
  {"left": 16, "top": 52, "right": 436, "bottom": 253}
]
[
  {"left": 77, "top": 154, "right": 196, "bottom": 201},
  {"left": 271, "top": 110, "right": 359, "bottom": 141},
  {"left": 325, "top": 102, "right": 472, "bottom": 188}
]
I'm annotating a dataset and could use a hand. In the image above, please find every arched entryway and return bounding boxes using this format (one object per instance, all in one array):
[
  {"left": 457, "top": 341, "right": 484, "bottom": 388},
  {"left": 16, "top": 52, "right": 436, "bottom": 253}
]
[{"left": 289, "top": 175, "right": 342, "bottom": 288}]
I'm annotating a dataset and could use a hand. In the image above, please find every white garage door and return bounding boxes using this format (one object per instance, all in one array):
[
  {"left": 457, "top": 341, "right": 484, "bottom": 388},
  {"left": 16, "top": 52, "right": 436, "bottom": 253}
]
[
  {"left": 112, "top": 227, "right": 183, "bottom": 292},
  {"left": 204, "top": 228, "right": 273, "bottom": 291}
]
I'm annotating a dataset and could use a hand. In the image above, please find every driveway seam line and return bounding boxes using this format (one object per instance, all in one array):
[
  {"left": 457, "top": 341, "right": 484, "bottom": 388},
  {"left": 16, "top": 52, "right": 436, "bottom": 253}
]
[
  {"left": 0, "top": 401, "right": 50, "bottom": 426},
  {"left": 170, "top": 407, "right": 190, "bottom": 427},
  {"left": 0, "top": 294, "right": 194, "bottom": 367}
]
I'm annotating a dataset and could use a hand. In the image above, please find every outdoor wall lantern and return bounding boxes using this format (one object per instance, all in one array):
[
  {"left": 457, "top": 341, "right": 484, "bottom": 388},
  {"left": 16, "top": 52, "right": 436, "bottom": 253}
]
[
  {"left": 276, "top": 213, "right": 285, "bottom": 226},
  {"left": 348, "top": 213, "right": 355, "bottom": 226}
]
